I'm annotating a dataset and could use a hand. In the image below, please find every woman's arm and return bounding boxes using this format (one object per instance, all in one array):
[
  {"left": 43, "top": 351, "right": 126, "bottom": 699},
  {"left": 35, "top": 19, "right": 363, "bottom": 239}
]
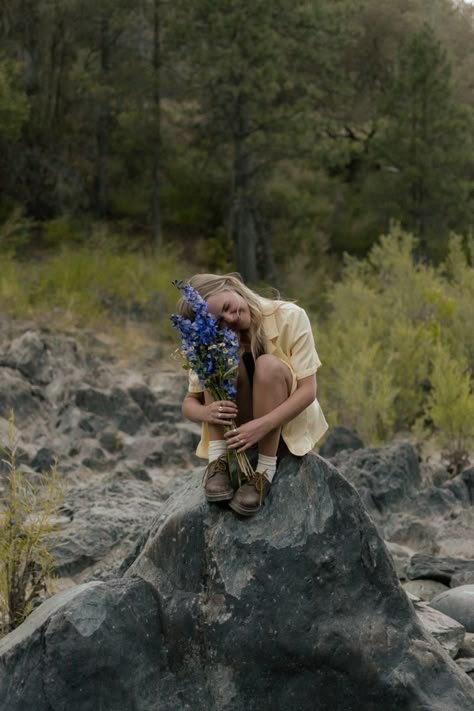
[{"left": 182, "top": 392, "right": 237, "bottom": 426}]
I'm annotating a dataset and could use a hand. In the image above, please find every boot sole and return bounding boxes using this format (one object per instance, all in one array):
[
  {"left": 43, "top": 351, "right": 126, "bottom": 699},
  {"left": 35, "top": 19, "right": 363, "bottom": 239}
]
[
  {"left": 228, "top": 500, "right": 261, "bottom": 516},
  {"left": 206, "top": 490, "right": 234, "bottom": 503}
]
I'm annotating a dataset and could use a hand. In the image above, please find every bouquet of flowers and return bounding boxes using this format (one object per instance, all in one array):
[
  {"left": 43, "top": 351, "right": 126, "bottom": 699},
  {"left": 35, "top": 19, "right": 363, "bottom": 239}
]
[{"left": 170, "top": 280, "right": 253, "bottom": 480}]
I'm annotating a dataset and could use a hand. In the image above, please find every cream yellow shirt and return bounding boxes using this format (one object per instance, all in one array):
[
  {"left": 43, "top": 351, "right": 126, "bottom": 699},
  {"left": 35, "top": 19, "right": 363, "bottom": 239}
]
[{"left": 188, "top": 300, "right": 328, "bottom": 458}]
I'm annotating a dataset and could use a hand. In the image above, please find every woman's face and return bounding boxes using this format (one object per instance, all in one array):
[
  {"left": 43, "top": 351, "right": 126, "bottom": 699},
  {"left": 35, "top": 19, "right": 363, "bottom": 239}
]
[{"left": 206, "top": 290, "right": 251, "bottom": 332}]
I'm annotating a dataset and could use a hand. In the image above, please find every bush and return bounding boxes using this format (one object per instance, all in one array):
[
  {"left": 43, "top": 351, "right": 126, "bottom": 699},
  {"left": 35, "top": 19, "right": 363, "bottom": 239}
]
[
  {"left": 316, "top": 225, "right": 474, "bottom": 452},
  {"left": 0, "top": 231, "right": 188, "bottom": 340},
  {"left": 0, "top": 414, "right": 62, "bottom": 635},
  {"left": 420, "top": 344, "right": 474, "bottom": 473}
]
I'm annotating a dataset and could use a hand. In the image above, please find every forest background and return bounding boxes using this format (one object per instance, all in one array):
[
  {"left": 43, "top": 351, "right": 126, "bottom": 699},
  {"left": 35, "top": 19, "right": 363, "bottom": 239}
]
[{"left": 1, "top": 0, "right": 474, "bottom": 462}]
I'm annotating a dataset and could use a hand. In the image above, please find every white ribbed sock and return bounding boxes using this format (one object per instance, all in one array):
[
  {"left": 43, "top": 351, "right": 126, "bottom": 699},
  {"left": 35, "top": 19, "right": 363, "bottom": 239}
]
[
  {"left": 256, "top": 454, "right": 277, "bottom": 483},
  {"left": 208, "top": 440, "right": 227, "bottom": 463}
]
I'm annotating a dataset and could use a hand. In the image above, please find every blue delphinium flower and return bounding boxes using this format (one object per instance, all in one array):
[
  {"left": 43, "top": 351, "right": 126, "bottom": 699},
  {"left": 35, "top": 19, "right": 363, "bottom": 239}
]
[
  {"left": 171, "top": 280, "right": 254, "bottom": 481},
  {"left": 171, "top": 281, "right": 240, "bottom": 401}
]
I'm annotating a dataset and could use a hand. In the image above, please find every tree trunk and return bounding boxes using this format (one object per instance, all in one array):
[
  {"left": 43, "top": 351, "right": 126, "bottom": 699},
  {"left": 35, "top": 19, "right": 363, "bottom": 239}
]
[
  {"left": 257, "top": 213, "right": 279, "bottom": 286},
  {"left": 151, "top": 0, "right": 162, "bottom": 249},
  {"left": 95, "top": 15, "right": 110, "bottom": 218},
  {"left": 231, "top": 97, "right": 258, "bottom": 284}
]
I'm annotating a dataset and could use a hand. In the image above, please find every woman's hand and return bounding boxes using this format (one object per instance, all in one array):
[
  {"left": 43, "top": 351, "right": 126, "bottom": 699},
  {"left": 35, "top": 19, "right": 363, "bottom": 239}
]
[
  {"left": 224, "top": 417, "right": 272, "bottom": 453},
  {"left": 204, "top": 400, "right": 238, "bottom": 426}
]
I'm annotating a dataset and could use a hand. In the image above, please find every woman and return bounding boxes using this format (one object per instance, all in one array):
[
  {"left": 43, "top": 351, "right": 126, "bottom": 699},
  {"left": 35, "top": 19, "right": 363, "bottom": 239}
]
[{"left": 177, "top": 273, "right": 328, "bottom": 516}]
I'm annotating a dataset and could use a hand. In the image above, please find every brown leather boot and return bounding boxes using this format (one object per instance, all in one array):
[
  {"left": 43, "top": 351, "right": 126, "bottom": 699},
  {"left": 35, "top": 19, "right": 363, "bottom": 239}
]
[
  {"left": 229, "top": 471, "right": 271, "bottom": 516},
  {"left": 203, "top": 455, "right": 234, "bottom": 502}
]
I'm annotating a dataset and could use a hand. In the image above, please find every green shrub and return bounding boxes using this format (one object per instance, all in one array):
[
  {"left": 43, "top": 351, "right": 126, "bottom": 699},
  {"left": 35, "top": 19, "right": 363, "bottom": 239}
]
[
  {"left": 0, "top": 232, "right": 188, "bottom": 339},
  {"left": 0, "top": 414, "right": 62, "bottom": 635},
  {"left": 317, "top": 225, "right": 474, "bottom": 451},
  {"left": 419, "top": 344, "right": 474, "bottom": 473}
]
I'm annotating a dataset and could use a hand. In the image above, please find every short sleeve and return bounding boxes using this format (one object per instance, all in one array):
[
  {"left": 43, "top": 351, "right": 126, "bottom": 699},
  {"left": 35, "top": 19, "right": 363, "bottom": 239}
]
[
  {"left": 289, "top": 307, "right": 321, "bottom": 380},
  {"left": 188, "top": 369, "right": 204, "bottom": 393}
]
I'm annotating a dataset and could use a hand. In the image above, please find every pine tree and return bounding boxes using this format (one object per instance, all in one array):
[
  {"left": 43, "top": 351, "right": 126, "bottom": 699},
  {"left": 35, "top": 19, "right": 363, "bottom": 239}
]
[
  {"left": 177, "top": 0, "right": 351, "bottom": 282},
  {"left": 373, "top": 25, "right": 474, "bottom": 257}
]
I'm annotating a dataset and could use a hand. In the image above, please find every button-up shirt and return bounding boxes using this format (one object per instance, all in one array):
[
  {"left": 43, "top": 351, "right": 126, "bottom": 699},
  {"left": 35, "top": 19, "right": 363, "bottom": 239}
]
[{"left": 188, "top": 299, "right": 328, "bottom": 458}]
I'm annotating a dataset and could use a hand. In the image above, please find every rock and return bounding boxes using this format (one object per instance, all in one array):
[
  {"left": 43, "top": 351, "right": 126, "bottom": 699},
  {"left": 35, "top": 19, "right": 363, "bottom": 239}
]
[
  {"left": 0, "top": 579, "right": 161, "bottom": 710},
  {"left": 413, "top": 600, "right": 466, "bottom": 658},
  {"left": 2, "top": 451, "right": 474, "bottom": 710},
  {"left": 138, "top": 452, "right": 474, "bottom": 708},
  {"left": 0, "top": 367, "right": 48, "bottom": 425},
  {"left": 0, "top": 330, "right": 86, "bottom": 386},
  {"left": 98, "top": 427, "right": 124, "bottom": 454},
  {"left": 385, "top": 540, "right": 415, "bottom": 580},
  {"left": 443, "top": 477, "right": 471, "bottom": 504},
  {"left": 431, "top": 586, "right": 474, "bottom": 633},
  {"left": 75, "top": 386, "right": 147, "bottom": 434},
  {"left": 51, "top": 477, "right": 165, "bottom": 576},
  {"left": 407, "top": 555, "right": 474, "bottom": 585},
  {"left": 173, "top": 421, "right": 202, "bottom": 453},
  {"left": 452, "top": 571, "right": 474, "bottom": 588},
  {"left": 148, "top": 370, "right": 188, "bottom": 401},
  {"left": 410, "top": 486, "right": 458, "bottom": 516},
  {"left": 331, "top": 441, "right": 421, "bottom": 514},
  {"left": 458, "top": 633, "right": 474, "bottom": 658},
  {"left": 461, "top": 467, "right": 474, "bottom": 505},
  {"left": 112, "top": 461, "right": 152, "bottom": 483},
  {"left": 456, "top": 658, "right": 474, "bottom": 677},
  {"left": 318, "top": 425, "right": 364, "bottom": 458},
  {"left": 383, "top": 517, "right": 441, "bottom": 555},
  {"left": 31, "top": 447, "right": 57, "bottom": 472},
  {"left": 403, "top": 580, "right": 450, "bottom": 601}
]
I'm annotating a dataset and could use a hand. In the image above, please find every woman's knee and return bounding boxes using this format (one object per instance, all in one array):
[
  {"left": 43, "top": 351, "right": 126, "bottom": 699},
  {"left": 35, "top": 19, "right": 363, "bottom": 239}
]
[{"left": 254, "top": 354, "right": 291, "bottom": 389}]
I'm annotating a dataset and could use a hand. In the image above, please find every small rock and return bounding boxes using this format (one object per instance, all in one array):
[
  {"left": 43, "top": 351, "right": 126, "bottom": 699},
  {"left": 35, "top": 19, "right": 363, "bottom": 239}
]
[
  {"left": 403, "top": 579, "right": 450, "bottom": 601},
  {"left": 31, "top": 447, "right": 57, "bottom": 472},
  {"left": 98, "top": 427, "right": 123, "bottom": 454},
  {"left": 319, "top": 425, "right": 364, "bottom": 458},
  {"left": 414, "top": 600, "right": 466, "bottom": 658},
  {"left": 457, "top": 632, "right": 474, "bottom": 658},
  {"left": 431, "top": 585, "right": 474, "bottom": 633},
  {"left": 461, "top": 466, "right": 474, "bottom": 505},
  {"left": 407, "top": 555, "right": 474, "bottom": 586},
  {"left": 385, "top": 541, "right": 415, "bottom": 580},
  {"left": 456, "top": 658, "right": 474, "bottom": 675},
  {"left": 452, "top": 571, "right": 474, "bottom": 588},
  {"left": 384, "top": 519, "right": 440, "bottom": 556}
]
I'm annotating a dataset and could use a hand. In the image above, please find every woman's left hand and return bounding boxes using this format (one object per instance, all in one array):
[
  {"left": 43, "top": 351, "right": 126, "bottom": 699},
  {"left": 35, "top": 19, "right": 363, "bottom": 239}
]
[{"left": 224, "top": 417, "right": 271, "bottom": 453}]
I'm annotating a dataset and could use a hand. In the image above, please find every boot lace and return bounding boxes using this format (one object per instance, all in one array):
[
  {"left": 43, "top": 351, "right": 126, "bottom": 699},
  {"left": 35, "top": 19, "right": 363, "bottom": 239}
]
[
  {"left": 246, "top": 470, "right": 269, "bottom": 504},
  {"left": 202, "top": 454, "right": 228, "bottom": 486}
]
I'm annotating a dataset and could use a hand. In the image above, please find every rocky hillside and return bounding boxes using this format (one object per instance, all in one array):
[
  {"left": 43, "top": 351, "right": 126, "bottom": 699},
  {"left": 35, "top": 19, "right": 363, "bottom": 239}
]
[
  {"left": 0, "top": 322, "right": 201, "bottom": 587},
  {"left": 0, "top": 324, "right": 474, "bottom": 709}
]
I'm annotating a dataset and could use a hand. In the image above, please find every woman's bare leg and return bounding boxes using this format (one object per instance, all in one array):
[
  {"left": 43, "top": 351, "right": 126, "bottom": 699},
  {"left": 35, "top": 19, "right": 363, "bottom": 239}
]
[
  {"left": 235, "top": 358, "right": 253, "bottom": 426},
  {"left": 252, "top": 354, "right": 292, "bottom": 456}
]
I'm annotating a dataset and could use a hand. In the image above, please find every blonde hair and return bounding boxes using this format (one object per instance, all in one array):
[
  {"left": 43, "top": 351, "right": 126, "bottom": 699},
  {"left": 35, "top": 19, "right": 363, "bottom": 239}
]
[{"left": 176, "top": 272, "right": 279, "bottom": 359}]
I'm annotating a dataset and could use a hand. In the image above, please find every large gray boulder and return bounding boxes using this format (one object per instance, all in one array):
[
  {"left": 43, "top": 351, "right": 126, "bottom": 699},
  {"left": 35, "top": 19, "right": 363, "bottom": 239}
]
[
  {"left": 1, "top": 452, "right": 473, "bottom": 710},
  {"left": 0, "top": 579, "right": 161, "bottom": 711}
]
